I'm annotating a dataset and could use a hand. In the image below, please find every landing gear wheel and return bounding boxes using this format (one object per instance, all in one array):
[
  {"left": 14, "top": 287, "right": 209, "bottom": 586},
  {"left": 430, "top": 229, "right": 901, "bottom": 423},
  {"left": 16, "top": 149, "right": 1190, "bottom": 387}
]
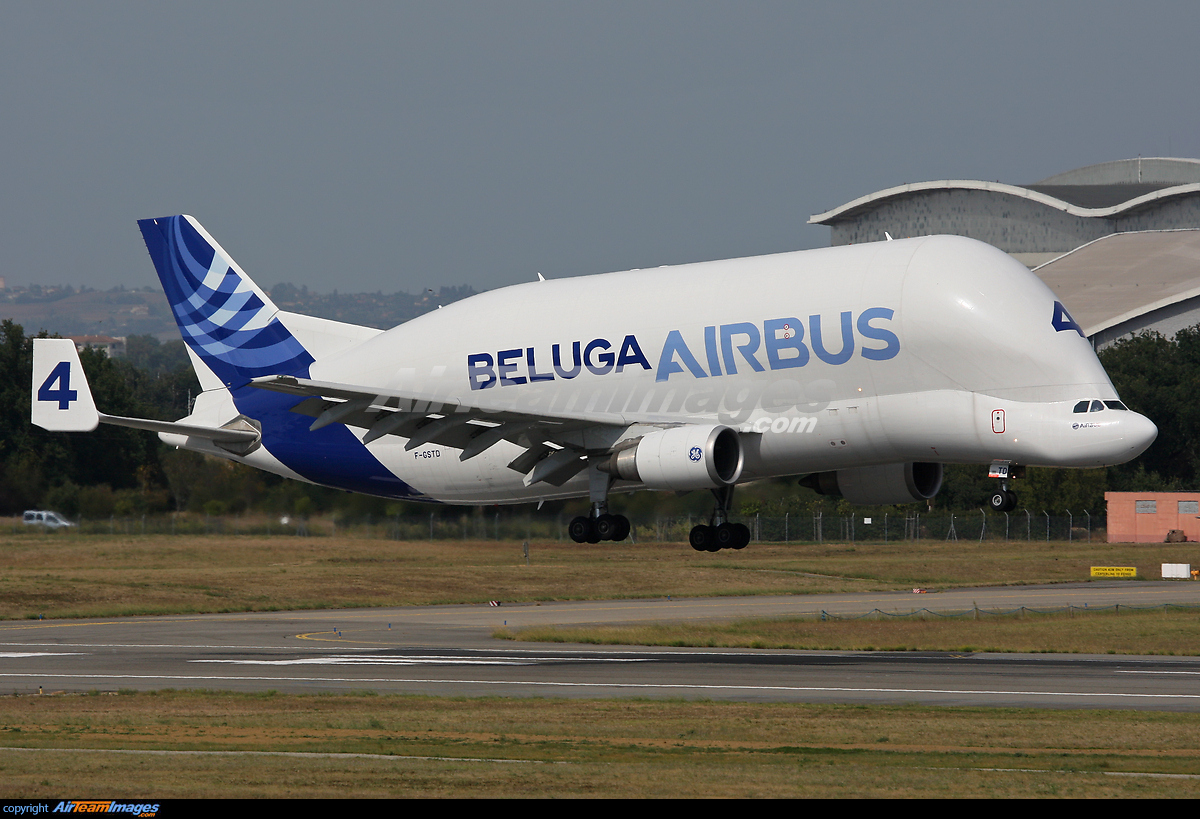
[
  {"left": 613, "top": 515, "right": 631, "bottom": 542},
  {"left": 732, "top": 522, "right": 751, "bottom": 549},
  {"left": 568, "top": 516, "right": 593, "bottom": 544},
  {"left": 988, "top": 489, "right": 1019, "bottom": 512},
  {"left": 594, "top": 514, "right": 619, "bottom": 541},
  {"left": 690, "top": 525, "right": 715, "bottom": 552},
  {"left": 715, "top": 523, "right": 738, "bottom": 549}
]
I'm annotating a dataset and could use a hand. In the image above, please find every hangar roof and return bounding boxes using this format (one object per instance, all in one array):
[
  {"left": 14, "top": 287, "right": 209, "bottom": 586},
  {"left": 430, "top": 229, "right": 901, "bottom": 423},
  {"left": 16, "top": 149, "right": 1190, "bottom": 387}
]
[
  {"left": 808, "top": 179, "right": 1200, "bottom": 225},
  {"left": 1036, "top": 157, "right": 1200, "bottom": 186},
  {"left": 1033, "top": 230, "right": 1200, "bottom": 337},
  {"left": 1023, "top": 183, "right": 1172, "bottom": 208}
]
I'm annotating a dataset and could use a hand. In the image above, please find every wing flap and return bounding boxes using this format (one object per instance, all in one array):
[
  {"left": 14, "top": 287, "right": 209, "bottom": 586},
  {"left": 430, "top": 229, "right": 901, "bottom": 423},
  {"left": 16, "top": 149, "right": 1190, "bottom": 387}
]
[{"left": 251, "top": 374, "right": 631, "bottom": 485}]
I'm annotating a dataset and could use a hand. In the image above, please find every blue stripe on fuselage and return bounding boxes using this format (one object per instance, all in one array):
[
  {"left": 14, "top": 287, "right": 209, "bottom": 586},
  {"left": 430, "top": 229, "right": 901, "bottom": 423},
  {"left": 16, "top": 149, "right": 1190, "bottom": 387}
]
[{"left": 230, "top": 384, "right": 429, "bottom": 501}]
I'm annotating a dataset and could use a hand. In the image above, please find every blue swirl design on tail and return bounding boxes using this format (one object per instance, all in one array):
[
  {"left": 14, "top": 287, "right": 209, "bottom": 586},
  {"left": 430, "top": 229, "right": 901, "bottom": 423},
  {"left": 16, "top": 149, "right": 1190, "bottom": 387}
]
[
  {"left": 138, "top": 216, "right": 313, "bottom": 386},
  {"left": 138, "top": 215, "right": 426, "bottom": 500}
]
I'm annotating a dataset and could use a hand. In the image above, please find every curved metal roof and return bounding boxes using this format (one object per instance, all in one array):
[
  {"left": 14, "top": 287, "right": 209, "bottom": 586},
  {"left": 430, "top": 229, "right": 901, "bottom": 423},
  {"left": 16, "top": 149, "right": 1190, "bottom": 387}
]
[
  {"left": 808, "top": 180, "right": 1200, "bottom": 225},
  {"left": 1036, "top": 157, "right": 1200, "bottom": 186},
  {"left": 1033, "top": 230, "right": 1200, "bottom": 337}
]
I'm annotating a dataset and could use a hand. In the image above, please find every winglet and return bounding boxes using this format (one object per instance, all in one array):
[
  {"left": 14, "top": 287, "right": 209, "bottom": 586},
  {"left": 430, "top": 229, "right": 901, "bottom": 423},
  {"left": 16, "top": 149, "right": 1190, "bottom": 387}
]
[{"left": 31, "top": 339, "right": 99, "bottom": 432}]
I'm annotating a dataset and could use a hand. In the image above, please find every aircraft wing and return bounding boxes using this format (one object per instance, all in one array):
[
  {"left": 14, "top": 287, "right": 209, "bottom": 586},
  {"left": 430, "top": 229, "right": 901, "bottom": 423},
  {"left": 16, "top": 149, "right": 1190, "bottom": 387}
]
[{"left": 249, "top": 374, "right": 634, "bottom": 487}]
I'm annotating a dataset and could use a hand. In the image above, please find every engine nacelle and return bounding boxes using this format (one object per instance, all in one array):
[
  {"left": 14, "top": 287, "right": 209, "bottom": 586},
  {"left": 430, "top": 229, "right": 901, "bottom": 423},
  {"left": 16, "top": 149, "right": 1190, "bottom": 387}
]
[
  {"left": 801, "top": 462, "right": 943, "bottom": 505},
  {"left": 602, "top": 425, "right": 744, "bottom": 491}
]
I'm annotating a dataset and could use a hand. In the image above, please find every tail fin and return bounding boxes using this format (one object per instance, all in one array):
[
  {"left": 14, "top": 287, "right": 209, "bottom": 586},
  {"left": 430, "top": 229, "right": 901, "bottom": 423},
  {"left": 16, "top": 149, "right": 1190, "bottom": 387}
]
[
  {"left": 137, "top": 215, "right": 313, "bottom": 388},
  {"left": 31, "top": 339, "right": 99, "bottom": 432}
]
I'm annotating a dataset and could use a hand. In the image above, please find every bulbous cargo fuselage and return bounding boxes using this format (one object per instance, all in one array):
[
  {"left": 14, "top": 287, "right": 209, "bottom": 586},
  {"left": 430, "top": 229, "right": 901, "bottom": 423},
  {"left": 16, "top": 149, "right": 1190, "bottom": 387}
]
[
  {"left": 39, "top": 217, "right": 1157, "bottom": 540},
  {"left": 306, "top": 234, "right": 1155, "bottom": 502}
]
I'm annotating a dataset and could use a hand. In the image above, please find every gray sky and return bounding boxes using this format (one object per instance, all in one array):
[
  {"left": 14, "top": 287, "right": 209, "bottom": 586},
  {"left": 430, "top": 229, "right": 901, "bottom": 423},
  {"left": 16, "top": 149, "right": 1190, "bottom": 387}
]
[{"left": 2, "top": 1, "right": 1198, "bottom": 294}]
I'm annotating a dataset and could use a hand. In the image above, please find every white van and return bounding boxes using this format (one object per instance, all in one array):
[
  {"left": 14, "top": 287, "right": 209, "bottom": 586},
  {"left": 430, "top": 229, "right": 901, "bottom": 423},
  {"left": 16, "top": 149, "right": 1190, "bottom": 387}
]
[{"left": 22, "top": 510, "right": 75, "bottom": 529}]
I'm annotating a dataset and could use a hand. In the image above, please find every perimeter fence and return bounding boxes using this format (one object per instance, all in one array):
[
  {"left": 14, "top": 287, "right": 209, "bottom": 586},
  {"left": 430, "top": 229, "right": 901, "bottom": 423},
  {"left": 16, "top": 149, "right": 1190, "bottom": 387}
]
[{"left": 6, "top": 510, "right": 1107, "bottom": 543}]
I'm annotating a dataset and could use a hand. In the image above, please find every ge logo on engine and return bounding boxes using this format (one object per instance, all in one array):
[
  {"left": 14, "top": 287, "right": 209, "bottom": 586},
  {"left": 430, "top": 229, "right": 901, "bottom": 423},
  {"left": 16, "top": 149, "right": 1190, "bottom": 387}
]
[{"left": 689, "top": 446, "right": 702, "bottom": 462}]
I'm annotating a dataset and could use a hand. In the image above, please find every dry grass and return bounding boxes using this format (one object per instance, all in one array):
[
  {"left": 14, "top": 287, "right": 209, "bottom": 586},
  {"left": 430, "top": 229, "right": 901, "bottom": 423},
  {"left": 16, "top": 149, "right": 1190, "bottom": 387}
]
[
  {"left": 499, "top": 606, "right": 1200, "bottom": 655},
  {"left": 0, "top": 691, "right": 1197, "bottom": 797},
  {"left": 0, "top": 531, "right": 1194, "bottom": 620},
  {"left": 0, "top": 536, "right": 1198, "bottom": 796}
]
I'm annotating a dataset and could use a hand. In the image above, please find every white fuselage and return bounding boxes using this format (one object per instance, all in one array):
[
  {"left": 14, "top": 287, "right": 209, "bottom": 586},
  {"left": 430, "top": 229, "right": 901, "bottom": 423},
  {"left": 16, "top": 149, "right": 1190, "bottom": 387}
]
[{"left": 181, "top": 234, "right": 1155, "bottom": 504}]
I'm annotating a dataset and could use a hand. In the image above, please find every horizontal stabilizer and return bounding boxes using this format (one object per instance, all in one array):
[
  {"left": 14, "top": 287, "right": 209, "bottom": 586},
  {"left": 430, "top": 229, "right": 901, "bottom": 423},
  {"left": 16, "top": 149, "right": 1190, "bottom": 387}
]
[
  {"left": 31, "top": 338, "right": 260, "bottom": 454},
  {"left": 99, "top": 414, "right": 260, "bottom": 453}
]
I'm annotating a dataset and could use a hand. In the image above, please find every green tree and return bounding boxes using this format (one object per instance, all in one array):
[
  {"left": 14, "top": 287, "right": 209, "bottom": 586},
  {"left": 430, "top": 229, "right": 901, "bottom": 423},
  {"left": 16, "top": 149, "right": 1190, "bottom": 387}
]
[{"left": 1099, "top": 328, "right": 1200, "bottom": 488}]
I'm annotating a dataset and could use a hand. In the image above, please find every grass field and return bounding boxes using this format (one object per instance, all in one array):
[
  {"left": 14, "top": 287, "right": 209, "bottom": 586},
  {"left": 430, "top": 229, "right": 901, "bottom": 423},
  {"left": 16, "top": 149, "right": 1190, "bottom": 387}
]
[
  {"left": 0, "top": 530, "right": 1194, "bottom": 620},
  {"left": 1, "top": 531, "right": 1198, "bottom": 797},
  {"left": 0, "top": 691, "right": 1198, "bottom": 798}
]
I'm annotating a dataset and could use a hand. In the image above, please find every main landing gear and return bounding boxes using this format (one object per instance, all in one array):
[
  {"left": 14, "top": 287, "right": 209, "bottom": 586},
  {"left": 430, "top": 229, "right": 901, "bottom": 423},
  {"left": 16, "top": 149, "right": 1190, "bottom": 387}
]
[
  {"left": 689, "top": 485, "right": 751, "bottom": 552},
  {"left": 569, "top": 460, "right": 632, "bottom": 543},
  {"left": 568, "top": 512, "right": 631, "bottom": 543}
]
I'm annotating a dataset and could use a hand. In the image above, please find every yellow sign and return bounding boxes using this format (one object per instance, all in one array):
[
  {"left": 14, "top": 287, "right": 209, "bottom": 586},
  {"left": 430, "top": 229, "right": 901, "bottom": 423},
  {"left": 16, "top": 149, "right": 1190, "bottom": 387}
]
[{"left": 1091, "top": 566, "right": 1137, "bottom": 578}]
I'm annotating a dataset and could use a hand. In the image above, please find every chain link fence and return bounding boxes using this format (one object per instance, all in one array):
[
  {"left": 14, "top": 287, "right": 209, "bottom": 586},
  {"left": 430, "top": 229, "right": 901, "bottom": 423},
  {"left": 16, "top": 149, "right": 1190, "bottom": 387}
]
[{"left": 6, "top": 510, "right": 1108, "bottom": 543}]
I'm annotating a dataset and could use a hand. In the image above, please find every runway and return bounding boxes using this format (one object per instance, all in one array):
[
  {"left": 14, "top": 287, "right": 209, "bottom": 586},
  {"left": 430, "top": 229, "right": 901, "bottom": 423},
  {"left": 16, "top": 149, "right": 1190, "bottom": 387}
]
[{"left": 0, "top": 581, "right": 1197, "bottom": 710}]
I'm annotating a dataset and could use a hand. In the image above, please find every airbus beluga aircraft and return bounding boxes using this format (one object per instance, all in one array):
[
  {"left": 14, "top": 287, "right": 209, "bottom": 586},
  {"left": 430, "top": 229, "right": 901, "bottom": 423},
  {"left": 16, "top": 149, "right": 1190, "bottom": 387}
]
[{"left": 32, "top": 215, "right": 1156, "bottom": 551}]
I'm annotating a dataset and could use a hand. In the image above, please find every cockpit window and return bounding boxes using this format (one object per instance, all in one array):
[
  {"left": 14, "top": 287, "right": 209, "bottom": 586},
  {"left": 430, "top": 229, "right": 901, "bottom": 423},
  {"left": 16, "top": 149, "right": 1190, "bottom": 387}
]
[
  {"left": 1073, "top": 400, "right": 1090, "bottom": 413},
  {"left": 1090, "top": 401, "right": 1105, "bottom": 412},
  {"left": 1103, "top": 400, "right": 1128, "bottom": 411}
]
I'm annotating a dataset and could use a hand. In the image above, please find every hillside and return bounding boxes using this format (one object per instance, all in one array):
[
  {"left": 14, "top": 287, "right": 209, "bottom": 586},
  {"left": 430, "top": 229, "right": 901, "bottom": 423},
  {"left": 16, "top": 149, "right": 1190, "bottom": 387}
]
[{"left": 0, "top": 283, "right": 478, "bottom": 338}]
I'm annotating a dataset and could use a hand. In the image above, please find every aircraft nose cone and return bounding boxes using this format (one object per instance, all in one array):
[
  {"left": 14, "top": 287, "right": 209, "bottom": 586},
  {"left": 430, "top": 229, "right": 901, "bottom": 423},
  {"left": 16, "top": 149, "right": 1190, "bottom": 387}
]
[{"left": 1125, "top": 411, "right": 1158, "bottom": 459}]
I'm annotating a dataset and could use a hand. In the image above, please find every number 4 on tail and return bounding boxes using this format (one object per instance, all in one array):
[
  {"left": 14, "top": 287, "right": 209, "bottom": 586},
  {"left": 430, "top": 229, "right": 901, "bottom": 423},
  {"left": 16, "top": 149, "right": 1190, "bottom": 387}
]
[
  {"left": 38, "top": 361, "right": 78, "bottom": 409},
  {"left": 31, "top": 339, "right": 98, "bottom": 432}
]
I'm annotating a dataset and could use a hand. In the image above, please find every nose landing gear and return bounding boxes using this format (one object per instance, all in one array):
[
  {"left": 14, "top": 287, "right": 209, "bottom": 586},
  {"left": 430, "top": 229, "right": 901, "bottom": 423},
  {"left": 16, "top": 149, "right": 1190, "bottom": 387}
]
[
  {"left": 987, "top": 461, "right": 1023, "bottom": 512},
  {"left": 988, "top": 487, "right": 1019, "bottom": 513}
]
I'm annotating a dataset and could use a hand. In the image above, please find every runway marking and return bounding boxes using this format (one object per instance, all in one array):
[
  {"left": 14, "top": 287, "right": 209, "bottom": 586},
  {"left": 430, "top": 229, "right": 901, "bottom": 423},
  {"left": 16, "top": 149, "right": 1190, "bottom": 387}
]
[
  {"left": 1, "top": 641, "right": 1196, "bottom": 665},
  {"left": 0, "top": 652, "right": 85, "bottom": 658},
  {"left": 0, "top": 642, "right": 381, "bottom": 652},
  {"left": 0, "top": 672, "right": 1196, "bottom": 700},
  {"left": 0, "top": 622, "right": 127, "bottom": 632},
  {"left": 190, "top": 654, "right": 651, "bottom": 667},
  {"left": 0, "top": 641, "right": 852, "bottom": 659},
  {"left": 296, "top": 630, "right": 397, "bottom": 645}
]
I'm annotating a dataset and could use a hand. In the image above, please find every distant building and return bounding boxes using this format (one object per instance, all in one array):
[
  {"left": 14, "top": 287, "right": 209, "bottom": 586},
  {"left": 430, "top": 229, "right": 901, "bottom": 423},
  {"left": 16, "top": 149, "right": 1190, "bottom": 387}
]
[
  {"left": 1106, "top": 492, "right": 1200, "bottom": 542},
  {"left": 68, "top": 335, "right": 126, "bottom": 358},
  {"left": 811, "top": 158, "right": 1200, "bottom": 348},
  {"left": 810, "top": 157, "right": 1200, "bottom": 266}
]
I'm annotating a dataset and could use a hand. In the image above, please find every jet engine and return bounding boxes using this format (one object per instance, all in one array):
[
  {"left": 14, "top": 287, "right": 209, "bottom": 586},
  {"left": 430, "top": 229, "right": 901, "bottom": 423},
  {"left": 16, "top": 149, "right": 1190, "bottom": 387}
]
[
  {"left": 601, "top": 425, "right": 744, "bottom": 491},
  {"left": 800, "top": 462, "right": 943, "bottom": 505}
]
